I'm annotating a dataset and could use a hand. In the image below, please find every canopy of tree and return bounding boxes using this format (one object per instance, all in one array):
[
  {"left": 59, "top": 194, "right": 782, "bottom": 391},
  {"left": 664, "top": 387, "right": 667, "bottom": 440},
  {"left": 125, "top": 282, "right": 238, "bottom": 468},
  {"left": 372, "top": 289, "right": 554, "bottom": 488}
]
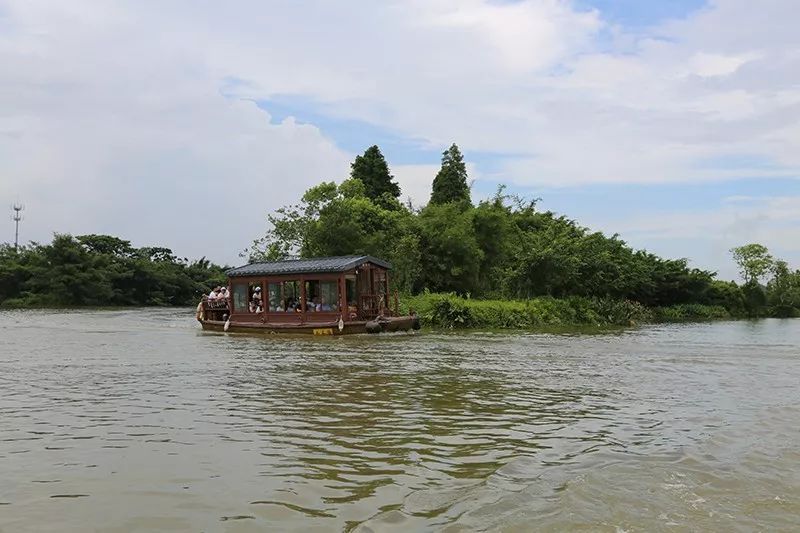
[
  {"left": 0, "top": 234, "right": 227, "bottom": 307},
  {"left": 349, "top": 145, "right": 401, "bottom": 208},
  {"left": 430, "top": 144, "right": 471, "bottom": 206}
]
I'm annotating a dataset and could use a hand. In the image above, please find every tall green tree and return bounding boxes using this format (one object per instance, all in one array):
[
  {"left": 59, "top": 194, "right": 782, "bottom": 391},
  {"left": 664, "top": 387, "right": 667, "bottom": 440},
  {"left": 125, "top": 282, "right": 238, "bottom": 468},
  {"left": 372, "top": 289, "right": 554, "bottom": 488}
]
[
  {"left": 731, "top": 243, "right": 774, "bottom": 284},
  {"left": 417, "top": 203, "right": 482, "bottom": 294},
  {"left": 350, "top": 145, "right": 401, "bottom": 206},
  {"left": 430, "top": 143, "right": 470, "bottom": 206},
  {"left": 472, "top": 187, "right": 516, "bottom": 295},
  {"left": 767, "top": 261, "right": 800, "bottom": 317}
]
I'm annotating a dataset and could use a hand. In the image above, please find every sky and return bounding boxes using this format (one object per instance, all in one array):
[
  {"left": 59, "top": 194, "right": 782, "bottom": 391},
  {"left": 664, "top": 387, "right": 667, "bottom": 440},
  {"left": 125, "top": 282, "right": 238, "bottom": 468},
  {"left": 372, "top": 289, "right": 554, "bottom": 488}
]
[{"left": 1, "top": 0, "right": 798, "bottom": 281}]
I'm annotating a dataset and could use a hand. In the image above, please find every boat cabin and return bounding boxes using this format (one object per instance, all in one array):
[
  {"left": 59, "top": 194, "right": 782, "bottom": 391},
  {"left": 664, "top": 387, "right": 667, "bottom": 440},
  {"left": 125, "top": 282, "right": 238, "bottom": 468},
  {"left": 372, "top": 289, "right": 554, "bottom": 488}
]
[{"left": 205, "top": 255, "right": 397, "bottom": 327}]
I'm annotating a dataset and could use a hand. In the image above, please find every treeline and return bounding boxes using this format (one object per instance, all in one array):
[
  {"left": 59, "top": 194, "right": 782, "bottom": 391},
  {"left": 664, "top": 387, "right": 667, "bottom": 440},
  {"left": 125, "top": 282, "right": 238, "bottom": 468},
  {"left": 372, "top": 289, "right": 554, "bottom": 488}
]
[
  {"left": 0, "top": 234, "right": 227, "bottom": 307},
  {"left": 2, "top": 144, "right": 797, "bottom": 319},
  {"left": 249, "top": 144, "right": 800, "bottom": 319}
]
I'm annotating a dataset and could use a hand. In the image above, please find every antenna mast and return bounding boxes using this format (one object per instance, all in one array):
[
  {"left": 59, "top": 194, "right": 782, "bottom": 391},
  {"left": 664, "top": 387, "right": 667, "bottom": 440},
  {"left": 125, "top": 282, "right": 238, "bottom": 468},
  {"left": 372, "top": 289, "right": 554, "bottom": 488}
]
[{"left": 12, "top": 203, "right": 24, "bottom": 252}]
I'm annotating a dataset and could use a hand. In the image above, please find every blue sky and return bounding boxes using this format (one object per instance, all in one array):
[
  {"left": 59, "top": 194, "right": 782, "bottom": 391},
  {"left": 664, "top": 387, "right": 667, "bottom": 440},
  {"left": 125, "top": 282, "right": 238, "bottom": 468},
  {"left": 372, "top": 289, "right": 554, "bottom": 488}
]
[
  {"left": 2, "top": 0, "right": 799, "bottom": 279},
  {"left": 575, "top": 0, "right": 707, "bottom": 27}
]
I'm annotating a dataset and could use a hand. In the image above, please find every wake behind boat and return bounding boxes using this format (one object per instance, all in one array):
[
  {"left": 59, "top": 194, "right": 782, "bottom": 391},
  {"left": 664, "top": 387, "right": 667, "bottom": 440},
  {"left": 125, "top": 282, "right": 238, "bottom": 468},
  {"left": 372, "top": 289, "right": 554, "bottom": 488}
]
[{"left": 197, "top": 255, "right": 420, "bottom": 335}]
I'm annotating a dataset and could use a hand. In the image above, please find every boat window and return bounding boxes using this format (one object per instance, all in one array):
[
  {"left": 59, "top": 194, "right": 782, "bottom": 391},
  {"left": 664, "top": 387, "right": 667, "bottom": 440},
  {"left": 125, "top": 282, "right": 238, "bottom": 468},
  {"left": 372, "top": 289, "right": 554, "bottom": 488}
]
[
  {"left": 283, "top": 281, "right": 301, "bottom": 312},
  {"left": 305, "top": 280, "right": 339, "bottom": 312},
  {"left": 267, "top": 280, "right": 301, "bottom": 312},
  {"left": 345, "top": 277, "right": 357, "bottom": 316},
  {"left": 267, "top": 282, "right": 281, "bottom": 312},
  {"left": 249, "top": 283, "right": 262, "bottom": 313},
  {"left": 232, "top": 283, "right": 248, "bottom": 313}
]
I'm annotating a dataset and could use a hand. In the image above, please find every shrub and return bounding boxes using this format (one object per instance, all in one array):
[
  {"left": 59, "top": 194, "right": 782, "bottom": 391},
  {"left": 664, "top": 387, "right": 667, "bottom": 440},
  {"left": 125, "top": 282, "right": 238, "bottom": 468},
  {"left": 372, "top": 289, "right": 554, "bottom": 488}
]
[
  {"left": 401, "top": 292, "right": 655, "bottom": 329},
  {"left": 654, "top": 304, "right": 730, "bottom": 321}
]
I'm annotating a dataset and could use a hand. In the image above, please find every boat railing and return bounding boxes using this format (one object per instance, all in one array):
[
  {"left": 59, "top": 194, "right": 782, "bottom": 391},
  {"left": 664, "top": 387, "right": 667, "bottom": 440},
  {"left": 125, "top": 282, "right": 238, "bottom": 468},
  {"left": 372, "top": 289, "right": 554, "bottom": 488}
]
[
  {"left": 202, "top": 296, "right": 230, "bottom": 311},
  {"left": 359, "top": 294, "right": 388, "bottom": 320}
]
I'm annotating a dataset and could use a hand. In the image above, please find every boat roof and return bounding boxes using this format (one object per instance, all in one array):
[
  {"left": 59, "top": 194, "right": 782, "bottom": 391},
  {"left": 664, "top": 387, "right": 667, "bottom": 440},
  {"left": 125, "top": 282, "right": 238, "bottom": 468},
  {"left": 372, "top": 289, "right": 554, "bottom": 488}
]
[{"left": 226, "top": 255, "right": 391, "bottom": 278}]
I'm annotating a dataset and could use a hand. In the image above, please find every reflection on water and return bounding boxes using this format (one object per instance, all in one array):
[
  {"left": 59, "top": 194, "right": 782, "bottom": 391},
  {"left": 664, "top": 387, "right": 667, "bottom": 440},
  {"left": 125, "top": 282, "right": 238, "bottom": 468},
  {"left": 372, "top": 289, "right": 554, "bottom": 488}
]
[{"left": 1, "top": 310, "right": 799, "bottom": 532}]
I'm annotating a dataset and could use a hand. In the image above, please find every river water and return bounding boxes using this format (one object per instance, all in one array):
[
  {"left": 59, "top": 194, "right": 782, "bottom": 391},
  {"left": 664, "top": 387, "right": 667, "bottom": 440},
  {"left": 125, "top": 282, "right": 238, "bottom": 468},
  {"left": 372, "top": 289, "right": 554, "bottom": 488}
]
[{"left": 1, "top": 309, "right": 799, "bottom": 532}]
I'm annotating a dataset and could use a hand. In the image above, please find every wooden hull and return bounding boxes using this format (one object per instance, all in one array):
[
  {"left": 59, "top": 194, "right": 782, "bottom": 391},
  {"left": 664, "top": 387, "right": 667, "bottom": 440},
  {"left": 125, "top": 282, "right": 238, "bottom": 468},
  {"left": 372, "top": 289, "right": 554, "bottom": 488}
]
[{"left": 199, "top": 315, "right": 419, "bottom": 335}]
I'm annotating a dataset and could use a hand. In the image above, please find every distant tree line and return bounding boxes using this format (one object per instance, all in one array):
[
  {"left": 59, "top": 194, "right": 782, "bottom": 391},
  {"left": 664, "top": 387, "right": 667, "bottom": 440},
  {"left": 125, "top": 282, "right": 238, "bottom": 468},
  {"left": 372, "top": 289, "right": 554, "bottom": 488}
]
[
  {"left": 247, "top": 144, "right": 800, "bottom": 318},
  {"left": 2, "top": 144, "right": 797, "bottom": 318},
  {"left": 0, "top": 234, "right": 227, "bottom": 307}
]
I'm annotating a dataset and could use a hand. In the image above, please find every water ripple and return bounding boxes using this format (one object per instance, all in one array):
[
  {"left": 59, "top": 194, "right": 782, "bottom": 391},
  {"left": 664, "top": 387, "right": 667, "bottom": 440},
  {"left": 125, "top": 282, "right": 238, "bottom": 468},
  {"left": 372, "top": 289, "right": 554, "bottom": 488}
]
[{"left": 1, "top": 309, "right": 799, "bottom": 531}]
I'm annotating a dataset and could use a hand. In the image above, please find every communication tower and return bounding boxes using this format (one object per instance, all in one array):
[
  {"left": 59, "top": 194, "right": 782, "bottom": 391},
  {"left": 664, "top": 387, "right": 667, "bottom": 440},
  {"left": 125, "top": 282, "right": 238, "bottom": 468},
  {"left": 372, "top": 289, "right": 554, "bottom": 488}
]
[{"left": 12, "top": 203, "right": 24, "bottom": 251}]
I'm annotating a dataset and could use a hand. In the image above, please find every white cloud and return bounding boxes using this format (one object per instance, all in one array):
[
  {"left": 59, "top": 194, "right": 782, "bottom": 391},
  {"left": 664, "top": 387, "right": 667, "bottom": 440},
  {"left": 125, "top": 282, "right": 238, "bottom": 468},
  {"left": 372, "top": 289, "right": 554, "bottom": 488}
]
[
  {"left": 0, "top": 1, "right": 351, "bottom": 264},
  {"left": 393, "top": 161, "right": 482, "bottom": 208},
  {"left": 207, "top": 0, "right": 800, "bottom": 187},
  {"left": 392, "top": 165, "right": 441, "bottom": 208},
  {"left": 411, "top": 0, "right": 601, "bottom": 72},
  {"left": 687, "top": 52, "right": 759, "bottom": 78}
]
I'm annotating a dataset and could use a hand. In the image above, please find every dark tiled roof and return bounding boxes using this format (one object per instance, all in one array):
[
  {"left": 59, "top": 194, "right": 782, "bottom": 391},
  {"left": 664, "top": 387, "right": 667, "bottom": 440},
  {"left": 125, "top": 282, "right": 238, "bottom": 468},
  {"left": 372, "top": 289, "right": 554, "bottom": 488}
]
[{"left": 226, "top": 255, "right": 391, "bottom": 278}]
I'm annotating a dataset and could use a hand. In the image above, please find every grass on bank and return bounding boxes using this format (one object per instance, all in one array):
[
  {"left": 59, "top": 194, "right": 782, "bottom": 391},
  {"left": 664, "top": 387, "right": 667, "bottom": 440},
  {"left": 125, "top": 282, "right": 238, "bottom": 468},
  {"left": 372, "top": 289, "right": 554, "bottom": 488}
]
[{"left": 400, "top": 292, "right": 730, "bottom": 329}]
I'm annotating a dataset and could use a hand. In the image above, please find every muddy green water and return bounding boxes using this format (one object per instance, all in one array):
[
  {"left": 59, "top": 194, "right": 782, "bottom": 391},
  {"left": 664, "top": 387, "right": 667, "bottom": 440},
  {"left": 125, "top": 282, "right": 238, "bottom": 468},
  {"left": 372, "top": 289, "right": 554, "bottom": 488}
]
[{"left": 1, "top": 309, "right": 799, "bottom": 532}]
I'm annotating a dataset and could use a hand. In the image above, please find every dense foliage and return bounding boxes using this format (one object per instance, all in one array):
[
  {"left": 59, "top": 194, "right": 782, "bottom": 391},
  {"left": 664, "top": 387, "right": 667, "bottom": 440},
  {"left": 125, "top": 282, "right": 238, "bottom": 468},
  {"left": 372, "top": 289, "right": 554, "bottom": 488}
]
[
  {"left": 248, "top": 144, "right": 800, "bottom": 320},
  {"left": 248, "top": 179, "right": 722, "bottom": 308},
  {"left": 0, "top": 234, "right": 227, "bottom": 307}
]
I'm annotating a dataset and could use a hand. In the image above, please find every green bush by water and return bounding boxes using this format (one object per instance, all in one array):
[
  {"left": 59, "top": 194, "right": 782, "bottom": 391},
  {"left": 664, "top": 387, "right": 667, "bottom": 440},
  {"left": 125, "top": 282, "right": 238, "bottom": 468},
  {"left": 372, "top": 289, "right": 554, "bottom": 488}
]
[
  {"left": 653, "top": 304, "right": 730, "bottom": 321},
  {"left": 401, "top": 292, "right": 731, "bottom": 329}
]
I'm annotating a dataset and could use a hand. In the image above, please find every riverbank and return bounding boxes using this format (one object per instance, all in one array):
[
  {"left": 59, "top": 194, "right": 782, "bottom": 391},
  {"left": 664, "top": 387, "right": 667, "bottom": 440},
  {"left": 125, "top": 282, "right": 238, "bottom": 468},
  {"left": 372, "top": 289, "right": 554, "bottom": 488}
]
[{"left": 400, "top": 292, "right": 731, "bottom": 329}]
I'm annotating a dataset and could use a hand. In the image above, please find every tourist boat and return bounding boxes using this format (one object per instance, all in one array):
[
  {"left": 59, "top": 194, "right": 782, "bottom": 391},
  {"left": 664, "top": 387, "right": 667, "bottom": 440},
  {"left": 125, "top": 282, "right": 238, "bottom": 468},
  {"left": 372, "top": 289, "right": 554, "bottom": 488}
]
[{"left": 197, "top": 255, "right": 420, "bottom": 335}]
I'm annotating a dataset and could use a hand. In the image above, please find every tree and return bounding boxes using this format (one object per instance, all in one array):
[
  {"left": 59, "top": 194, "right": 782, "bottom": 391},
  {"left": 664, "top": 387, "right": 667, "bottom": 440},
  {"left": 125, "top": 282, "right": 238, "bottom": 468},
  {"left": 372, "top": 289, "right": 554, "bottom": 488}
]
[
  {"left": 137, "top": 247, "right": 177, "bottom": 263},
  {"left": 23, "top": 234, "right": 115, "bottom": 306},
  {"left": 472, "top": 188, "right": 516, "bottom": 295},
  {"left": 246, "top": 179, "right": 421, "bottom": 292},
  {"left": 417, "top": 203, "right": 482, "bottom": 294},
  {"left": 244, "top": 161, "right": 759, "bottom": 312},
  {"left": 77, "top": 234, "right": 134, "bottom": 257},
  {"left": 704, "top": 280, "right": 746, "bottom": 314},
  {"left": 350, "top": 145, "right": 401, "bottom": 206},
  {"left": 0, "top": 234, "right": 226, "bottom": 308},
  {"left": 767, "top": 261, "right": 800, "bottom": 317},
  {"left": 430, "top": 143, "right": 470, "bottom": 206},
  {"left": 731, "top": 244, "right": 774, "bottom": 285}
]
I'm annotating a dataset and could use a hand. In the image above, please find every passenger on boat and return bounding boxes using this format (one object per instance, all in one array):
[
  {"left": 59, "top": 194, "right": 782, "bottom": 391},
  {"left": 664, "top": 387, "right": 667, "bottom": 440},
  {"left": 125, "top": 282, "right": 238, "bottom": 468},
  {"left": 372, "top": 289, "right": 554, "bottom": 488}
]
[
  {"left": 208, "top": 287, "right": 220, "bottom": 300},
  {"left": 250, "top": 287, "right": 262, "bottom": 313},
  {"left": 218, "top": 287, "right": 229, "bottom": 300},
  {"left": 286, "top": 298, "right": 301, "bottom": 313},
  {"left": 319, "top": 296, "right": 332, "bottom": 312}
]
